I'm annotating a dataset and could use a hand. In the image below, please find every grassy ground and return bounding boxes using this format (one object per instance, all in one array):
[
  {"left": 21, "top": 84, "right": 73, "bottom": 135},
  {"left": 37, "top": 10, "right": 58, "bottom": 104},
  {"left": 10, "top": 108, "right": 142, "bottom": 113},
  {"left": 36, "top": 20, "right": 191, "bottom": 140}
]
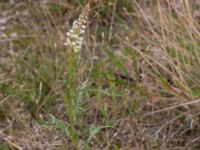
[{"left": 0, "top": 0, "right": 200, "bottom": 149}]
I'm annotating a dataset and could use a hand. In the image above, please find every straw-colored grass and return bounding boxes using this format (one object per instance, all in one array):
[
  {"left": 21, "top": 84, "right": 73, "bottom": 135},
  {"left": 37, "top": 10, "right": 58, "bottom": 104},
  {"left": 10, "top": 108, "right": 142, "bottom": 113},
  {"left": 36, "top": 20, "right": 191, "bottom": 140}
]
[{"left": 0, "top": 0, "right": 200, "bottom": 149}]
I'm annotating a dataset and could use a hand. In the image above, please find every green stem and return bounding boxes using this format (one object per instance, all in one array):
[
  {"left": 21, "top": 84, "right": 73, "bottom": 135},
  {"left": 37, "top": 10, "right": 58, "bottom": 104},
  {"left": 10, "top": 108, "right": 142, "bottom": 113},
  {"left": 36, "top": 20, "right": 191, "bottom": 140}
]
[{"left": 66, "top": 47, "right": 79, "bottom": 150}]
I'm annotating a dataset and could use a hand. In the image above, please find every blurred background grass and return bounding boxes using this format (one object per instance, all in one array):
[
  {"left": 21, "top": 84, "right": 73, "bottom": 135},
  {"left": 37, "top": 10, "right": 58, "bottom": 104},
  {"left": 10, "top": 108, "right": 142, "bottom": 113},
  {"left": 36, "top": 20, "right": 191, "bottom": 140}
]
[{"left": 0, "top": 0, "right": 200, "bottom": 149}]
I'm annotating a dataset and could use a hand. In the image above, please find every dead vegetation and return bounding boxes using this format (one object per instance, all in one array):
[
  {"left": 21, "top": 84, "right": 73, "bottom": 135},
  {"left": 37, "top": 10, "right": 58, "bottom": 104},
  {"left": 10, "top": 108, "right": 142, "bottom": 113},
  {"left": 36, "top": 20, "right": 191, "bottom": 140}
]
[{"left": 0, "top": 0, "right": 200, "bottom": 149}]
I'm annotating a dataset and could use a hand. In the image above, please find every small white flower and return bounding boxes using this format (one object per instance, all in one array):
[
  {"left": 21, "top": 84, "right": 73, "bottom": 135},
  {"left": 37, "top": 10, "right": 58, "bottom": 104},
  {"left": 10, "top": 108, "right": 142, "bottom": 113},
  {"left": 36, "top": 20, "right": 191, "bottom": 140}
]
[
  {"left": 71, "top": 41, "right": 76, "bottom": 46},
  {"left": 80, "top": 29, "right": 85, "bottom": 34},
  {"left": 74, "top": 49, "right": 79, "bottom": 53},
  {"left": 71, "top": 34, "right": 78, "bottom": 39},
  {"left": 78, "top": 37, "right": 83, "bottom": 43},
  {"left": 76, "top": 45, "right": 81, "bottom": 50},
  {"left": 73, "top": 20, "right": 78, "bottom": 26},
  {"left": 69, "top": 29, "right": 74, "bottom": 33},
  {"left": 81, "top": 25, "right": 86, "bottom": 29},
  {"left": 79, "top": 18, "right": 86, "bottom": 23},
  {"left": 64, "top": 42, "right": 68, "bottom": 46}
]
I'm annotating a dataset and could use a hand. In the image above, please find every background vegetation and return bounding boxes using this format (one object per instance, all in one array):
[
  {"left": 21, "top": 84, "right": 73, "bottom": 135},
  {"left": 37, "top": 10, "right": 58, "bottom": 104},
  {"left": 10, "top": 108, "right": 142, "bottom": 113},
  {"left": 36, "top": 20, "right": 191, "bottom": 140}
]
[{"left": 0, "top": 0, "right": 200, "bottom": 149}]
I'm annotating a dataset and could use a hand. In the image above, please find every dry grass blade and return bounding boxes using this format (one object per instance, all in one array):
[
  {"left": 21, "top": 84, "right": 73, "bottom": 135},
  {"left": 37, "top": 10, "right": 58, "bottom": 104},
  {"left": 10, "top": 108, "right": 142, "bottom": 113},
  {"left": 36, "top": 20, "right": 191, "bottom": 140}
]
[{"left": 0, "top": 0, "right": 200, "bottom": 149}]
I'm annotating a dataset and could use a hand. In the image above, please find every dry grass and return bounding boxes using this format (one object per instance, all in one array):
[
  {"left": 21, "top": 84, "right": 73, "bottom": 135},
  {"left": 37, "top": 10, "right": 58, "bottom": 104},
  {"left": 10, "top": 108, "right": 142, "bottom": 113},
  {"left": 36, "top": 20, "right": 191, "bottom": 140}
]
[{"left": 0, "top": 0, "right": 200, "bottom": 149}]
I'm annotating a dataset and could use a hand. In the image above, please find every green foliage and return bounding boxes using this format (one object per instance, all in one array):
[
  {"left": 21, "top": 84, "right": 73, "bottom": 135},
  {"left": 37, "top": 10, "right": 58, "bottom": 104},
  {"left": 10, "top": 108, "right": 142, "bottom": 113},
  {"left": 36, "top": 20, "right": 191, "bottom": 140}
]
[
  {"left": 40, "top": 115, "right": 69, "bottom": 136},
  {"left": 118, "top": 0, "right": 133, "bottom": 12},
  {"left": 191, "top": 88, "right": 200, "bottom": 97},
  {"left": 1, "top": 0, "right": 200, "bottom": 149},
  {"left": 49, "top": 3, "right": 62, "bottom": 14},
  {"left": 106, "top": 48, "right": 129, "bottom": 76},
  {"left": 84, "top": 125, "right": 111, "bottom": 150},
  {"left": 0, "top": 144, "right": 9, "bottom": 150}
]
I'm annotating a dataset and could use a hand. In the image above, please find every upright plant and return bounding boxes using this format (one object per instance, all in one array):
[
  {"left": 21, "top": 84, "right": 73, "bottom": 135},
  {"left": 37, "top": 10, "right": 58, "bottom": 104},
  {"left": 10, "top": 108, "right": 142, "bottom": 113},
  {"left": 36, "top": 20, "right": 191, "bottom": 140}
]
[{"left": 64, "top": 3, "right": 90, "bottom": 149}]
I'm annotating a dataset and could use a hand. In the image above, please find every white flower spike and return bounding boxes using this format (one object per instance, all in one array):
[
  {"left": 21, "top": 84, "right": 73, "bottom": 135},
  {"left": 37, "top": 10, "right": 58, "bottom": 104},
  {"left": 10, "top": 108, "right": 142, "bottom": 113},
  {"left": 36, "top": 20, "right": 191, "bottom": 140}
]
[{"left": 65, "top": 3, "right": 90, "bottom": 53}]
